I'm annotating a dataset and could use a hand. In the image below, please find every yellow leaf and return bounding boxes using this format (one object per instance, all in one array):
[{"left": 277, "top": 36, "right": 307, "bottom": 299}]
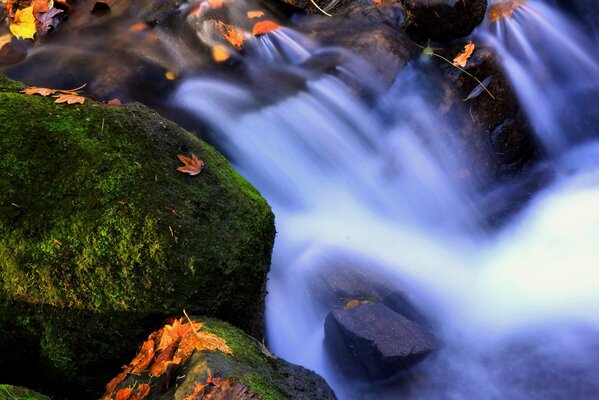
[
  {"left": 212, "top": 45, "right": 230, "bottom": 62},
  {"left": 9, "top": 6, "right": 37, "bottom": 40},
  {"left": 54, "top": 93, "right": 86, "bottom": 104}
]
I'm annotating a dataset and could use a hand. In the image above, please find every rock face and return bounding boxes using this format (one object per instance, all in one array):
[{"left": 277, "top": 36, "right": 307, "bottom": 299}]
[
  {"left": 103, "top": 317, "right": 337, "bottom": 400},
  {"left": 402, "top": 0, "right": 487, "bottom": 43},
  {"left": 0, "top": 75, "right": 275, "bottom": 397},
  {"left": 324, "top": 303, "right": 437, "bottom": 380}
]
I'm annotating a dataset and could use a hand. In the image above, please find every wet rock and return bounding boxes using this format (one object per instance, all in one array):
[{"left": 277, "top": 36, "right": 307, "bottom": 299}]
[
  {"left": 382, "top": 291, "right": 432, "bottom": 328},
  {"left": 103, "top": 317, "right": 337, "bottom": 400},
  {"left": 402, "top": 0, "right": 487, "bottom": 43},
  {"left": 441, "top": 46, "right": 540, "bottom": 182},
  {"left": 324, "top": 303, "right": 437, "bottom": 380}
]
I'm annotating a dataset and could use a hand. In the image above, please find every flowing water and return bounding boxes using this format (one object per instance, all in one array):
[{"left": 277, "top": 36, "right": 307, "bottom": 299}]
[
  {"left": 4, "top": 0, "right": 599, "bottom": 398},
  {"left": 172, "top": 1, "right": 599, "bottom": 397}
]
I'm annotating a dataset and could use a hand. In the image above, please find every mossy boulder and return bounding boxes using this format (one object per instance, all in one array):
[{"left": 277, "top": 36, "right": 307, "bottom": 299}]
[
  {"left": 0, "top": 75, "right": 275, "bottom": 397},
  {"left": 103, "top": 317, "right": 337, "bottom": 400},
  {"left": 0, "top": 385, "right": 51, "bottom": 400}
]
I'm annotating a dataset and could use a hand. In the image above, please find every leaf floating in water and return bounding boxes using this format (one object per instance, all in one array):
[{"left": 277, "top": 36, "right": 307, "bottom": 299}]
[
  {"left": 252, "top": 20, "right": 280, "bottom": 36},
  {"left": 247, "top": 10, "right": 264, "bottom": 19},
  {"left": 453, "top": 41, "right": 475, "bottom": 68},
  {"left": 464, "top": 75, "right": 493, "bottom": 101},
  {"left": 9, "top": 6, "right": 36, "bottom": 39},
  {"left": 489, "top": 0, "right": 527, "bottom": 23}
]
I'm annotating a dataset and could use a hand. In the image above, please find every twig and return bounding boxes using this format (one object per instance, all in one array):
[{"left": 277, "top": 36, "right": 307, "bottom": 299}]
[{"left": 309, "top": 0, "right": 333, "bottom": 16}]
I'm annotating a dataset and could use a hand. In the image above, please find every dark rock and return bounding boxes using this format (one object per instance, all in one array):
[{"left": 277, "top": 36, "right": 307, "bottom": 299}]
[
  {"left": 382, "top": 291, "right": 432, "bottom": 328},
  {"left": 441, "top": 46, "right": 540, "bottom": 182},
  {"left": 104, "top": 317, "right": 337, "bottom": 400},
  {"left": 324, "top": 303, "right": 437, "bottom": 380},
  {"left": 402, "top": 0, "right": 487, "bottom": 43}
]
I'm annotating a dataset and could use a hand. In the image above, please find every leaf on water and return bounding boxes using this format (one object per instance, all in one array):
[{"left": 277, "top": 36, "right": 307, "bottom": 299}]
[
  {"left": 246, "top": 10, "right": 264, "bottom": 19},
  {"left": 54, "top": 93, "right": 85, "bottom": 104},
  {"left": 177, "top": 153, "right": 204, "bottom": 176},
  {"left": 212, "top": 45, "right": 230, "bottom": 62},
  {"left": 252, "top": 20, "right": 280, "bottom": 36},
  {"left": 20, "top": 86, "right": 57, "bottom": 96},
  {"left": 10, "top": 6, "right": 36, "bottom": 39},
  {"left": 464, "top": 75, "right": 493, "bottom": 101},
  {"left": 489, "top": 0, "right": 526, "bottom": 23},
  {"left": 452, "top": 41, "right": 475, "bottom": 68}
]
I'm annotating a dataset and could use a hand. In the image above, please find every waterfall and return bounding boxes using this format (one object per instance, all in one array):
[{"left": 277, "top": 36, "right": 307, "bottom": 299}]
[{"left": 172, "top": 1, "right": 599, "bottom": 398}]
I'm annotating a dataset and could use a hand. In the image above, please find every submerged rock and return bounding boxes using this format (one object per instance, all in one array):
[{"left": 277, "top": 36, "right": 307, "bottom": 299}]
[
  {"left": 0, "top": 75, "right": 275, "bottom": 397},
  {"left": 102, "top": 316, "right": 337, "bottom": 400},
  {"left": 402, "top": 0, "right": 487, "bottom": 43},
  {"left": 324, "top": 303, "right": 437, "bottom": 380}
]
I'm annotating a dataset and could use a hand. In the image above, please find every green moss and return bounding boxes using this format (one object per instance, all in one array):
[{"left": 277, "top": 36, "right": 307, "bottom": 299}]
[
  {"left": 0, "top": 385, "right": 50, "bottom": 400},
  {"left": 0, "top": 76, "right": 275, "bottom": 398}
]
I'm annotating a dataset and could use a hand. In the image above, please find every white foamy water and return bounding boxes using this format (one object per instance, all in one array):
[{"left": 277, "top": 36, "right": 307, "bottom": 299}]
[{"left": 174, "top": 2, "right": 599, "bottom": 398}]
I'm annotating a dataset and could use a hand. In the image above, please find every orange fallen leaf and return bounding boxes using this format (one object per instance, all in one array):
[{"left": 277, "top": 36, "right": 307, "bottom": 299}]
[
  {"left": 489, "top": 0, "right": 526, "bottom": 23},
  {"left": 130, "top": 339, "right": 155, "bottom": 374},
  {"left": 247, "top": 10, "right": 264, "bottom": 19},
  {"left": 165, "top": 71, "right": 176, "bottom": 80},
  {"left": 452, "top": 41, "right": 475, "bottom": 68},
  {"left": 105, "top": 372, "right": 128, "bottom": 395},
  {"left": 54, "top": 93, "right": 85, "bottom": 104},
  {"left": 134, "top": 384, "right": 151, "bottom": 400},
  {"left": 128, "top": 23, "right": 148, "bottom": 32},
  {"left": 224, "top": 28, "right": 243, "bottom": 48},
  {"left": 115, "top": 388, "right": 133, "bottom": 400},
  {"left": 252, "top": 20, "right": 280, "bottom": 36},
  {"left": 177, "top": 153, "right": 204, "bottom": 176},
  {"left": 20, "top": 86, "right": 57, "bottom": 96},
  {"left": 107, "top": 98, "right": 122, "bottom": 106},
  {"left": 344, "top": 299, "right": 369, "bottom": 310},
  {"left": 208, "top": 0, "right": 224, "bottom": 7}
]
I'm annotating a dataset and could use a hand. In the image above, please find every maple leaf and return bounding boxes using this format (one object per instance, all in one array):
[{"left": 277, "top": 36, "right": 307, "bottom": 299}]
[
  {"left": 453, "top": 41, "right": 475, "bottom": 68},
  {"left": 54, "top": 93, "right": 85, "bottom": 104},
  {"left": 252, "top": 20, "right": 280, "bottom": 36},
  {"left": 246, "top": 10, "right": 264, "bottom": 19},
  {"left": 130, "top": 339, "right": 155, "bottom": 374},
  {"left": 177, "top": 153, "right": 204, "bottom": 176},
  {"left": 10, "top": 6, "right": 36, "bottom": 39},
  {"left": 20, "top": 86, "right": 57, "bottom": 96}
]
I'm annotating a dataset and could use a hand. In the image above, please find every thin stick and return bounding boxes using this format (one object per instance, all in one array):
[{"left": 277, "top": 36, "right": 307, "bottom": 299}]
[{"left": 309, "top": 0, "right": 333, "bottom": 16}]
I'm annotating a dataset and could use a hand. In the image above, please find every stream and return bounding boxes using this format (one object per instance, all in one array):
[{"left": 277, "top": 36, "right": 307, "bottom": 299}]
[{"left": 3, "top": 0, "right": 599, "bottom": 398}]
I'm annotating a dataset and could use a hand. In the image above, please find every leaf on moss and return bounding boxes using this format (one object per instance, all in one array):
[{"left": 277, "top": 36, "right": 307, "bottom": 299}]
[
  {"left": 177, "top": 153, "right": 204, "bottom": 176},
  {"left": 453, "top": 41, "right": 475, "bottom": 68},
  {"left": 252, "top": 20, "right": 280, "bottom": 37},
  {"left": 10, "top": 6, "right": 36, "bottom": 39},
  {"left": 54, "top": 93, "right": 85, "bottom": 104},
  {"left": 20, "top": 86, "right": 58, "bottom": 96}
]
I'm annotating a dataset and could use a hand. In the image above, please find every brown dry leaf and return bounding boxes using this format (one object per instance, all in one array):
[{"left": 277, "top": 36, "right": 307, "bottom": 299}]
[
  {"left": 489, "top": 0, "right": 526, "bottom": 23},
  {"left": 54, "top": 93, "right": 85, "bottom": 104},
  {"left": 205, "top": 377, "right": 261, "bottom": 400},
  {"left": 344, "top": 299, "right": 369, "bottom": 310},
  {"left": 224, "top": 28, "right": 243, "bottom": 48},
  {"left": 31, "top": 0, "right": 50, "bottom": 14},
  {"left": 252, "top": 20, "right": 280, "bottom": 36},
  {"left": 212, "top": 45, "right": 230, "bottom": 62},
  {"left": 148, "top": 341, "right": 178, "bottom": 377},
  {"left": 20, "top": 86, "right": 57, "bottom": 96},
  {"left": 0, "top": 34, "right": 12, "bottom": 50},
  {"left": 107, "top": 98, "right": 122, "bottom": 106},
  {"left": 183, "top": 382, "right": 208, "bottom": 400},
  {"left": 165, "top": 71, "right": 176, "bottom": 80},
  {"left": 105, "top": 371, "right": 128, "bottom": 396},
  {"left": 115, "top": 388, "right": 133, "bottom": 400},
  {"left": 130, "top": 339, "right": 155, "bottom": 374},
  {"left": 452, "top": 41, "right": 475, "bottom": 68},
  {"left": 177, "top": 153, "right": 204, "bottom": 176},
  {"left": 134, "top": 383, "right": 151, "bottom": 400},
  {"left": 246, "top": 10, "right": 264, "bottom": 19}
]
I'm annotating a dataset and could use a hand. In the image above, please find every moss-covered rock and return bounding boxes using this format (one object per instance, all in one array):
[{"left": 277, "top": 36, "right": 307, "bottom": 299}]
[
  {"left": 103, "top": 317, "right": 337, "bottom": 400},
  {"left": 0, "top": 385, "right": 51, "bottom": 400},
  {"left": 0, "top": 75, "right": 275, "bottom": 397}
]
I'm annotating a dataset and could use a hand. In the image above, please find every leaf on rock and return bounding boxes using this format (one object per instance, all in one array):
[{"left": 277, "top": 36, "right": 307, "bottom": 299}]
[
  {"left": 54, "top": 93, "right": 85, "bottom": 104},
  {"left": 489, "top": 0, "right": 526, "bottom": 23},
  {"left": 452, "top": 41, "right": 475, "bottom": 68},
  {"left": 130, "top": 339, "right": 155, "bottom": 374},
  {"left": 105, "top": 372, "right": 129, "bottom": 395},
  {"left": 135, "top": 384, "right": 151, "bottom": 400},
  {"left": 36, "top": 7, "right": 63, "bottom": 36},
  {"left": 20, "top": 86, "right": 57, "bottom": 96},
  {"left": 10, "top": 6, "right": 36, "bottom": 39},
  {"left": 32, "top": 0, "right": 51, "bottom": 15},
  {"left": 246, "top": 10, "right": 264, "bottom": 19},
  {"left": 464, "top": 75, "right": 493, "bottom": 101},
  {"left": 344, "top": 299, "right": 370, "bottom": 310},
  {"left": 115, "top": 388, "right": 133, "bottom": 400},
  {"left": 177, "top": 153, "right": 204, "bottom": 176},
  {"left": 252, "top": 20, "right": 279, "bottom": 36}
]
